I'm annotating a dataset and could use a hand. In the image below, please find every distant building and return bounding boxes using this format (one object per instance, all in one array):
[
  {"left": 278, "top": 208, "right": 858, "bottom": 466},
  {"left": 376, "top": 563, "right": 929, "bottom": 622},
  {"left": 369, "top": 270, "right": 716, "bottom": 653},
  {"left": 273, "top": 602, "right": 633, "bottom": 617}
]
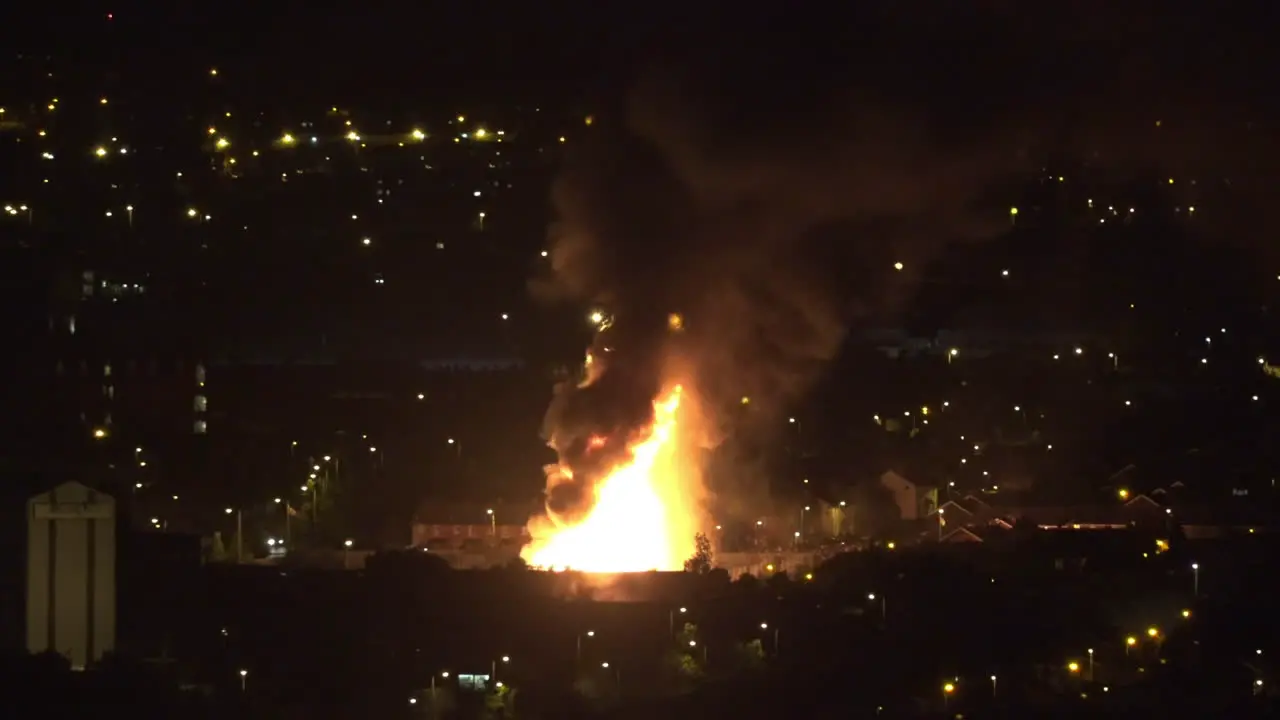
[
  {"left": 412, "top": 501, "right": 539, "bottom": 549},
  {"left": 26, "top": 482, "right": 116, "bottom": 669},
  {"left": 880, "top": 470, "right": 938, "bottom": 521},
  {"left": 940, "top": 527, "right": 984, "bottom": 543},
  {"left": 411, "top": 523, "right": 529, "bottom": 548}
]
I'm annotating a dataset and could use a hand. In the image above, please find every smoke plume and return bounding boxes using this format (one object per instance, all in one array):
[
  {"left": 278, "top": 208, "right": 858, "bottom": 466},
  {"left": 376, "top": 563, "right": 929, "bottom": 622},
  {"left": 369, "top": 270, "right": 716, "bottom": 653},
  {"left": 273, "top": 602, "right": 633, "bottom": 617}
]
[
  {"left": 533, "top": 67, "right": 1024, "bottom": 516},
  {"left": 530, "top": 2, "right": 1274, "bottom": 523}
]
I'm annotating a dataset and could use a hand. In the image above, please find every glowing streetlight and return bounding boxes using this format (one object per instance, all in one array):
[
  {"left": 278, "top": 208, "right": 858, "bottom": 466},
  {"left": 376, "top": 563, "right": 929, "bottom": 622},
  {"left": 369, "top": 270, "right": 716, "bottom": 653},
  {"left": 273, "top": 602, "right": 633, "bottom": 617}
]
[
  {"left": 867, "top": 592, "right": 887, "bottom": 621},
  {"left": 576, "top": 630, "right": 594, "bottom": 664},
  {"left": 669, "top": 606, "right": 687, "bottom": 636}
]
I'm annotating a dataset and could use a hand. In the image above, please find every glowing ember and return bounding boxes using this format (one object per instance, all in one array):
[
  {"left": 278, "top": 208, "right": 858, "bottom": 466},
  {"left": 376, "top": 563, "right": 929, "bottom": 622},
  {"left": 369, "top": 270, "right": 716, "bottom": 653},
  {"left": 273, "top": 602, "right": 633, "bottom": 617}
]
[{"left": 522, "top": 385, "right": 698, "bottom": 572}]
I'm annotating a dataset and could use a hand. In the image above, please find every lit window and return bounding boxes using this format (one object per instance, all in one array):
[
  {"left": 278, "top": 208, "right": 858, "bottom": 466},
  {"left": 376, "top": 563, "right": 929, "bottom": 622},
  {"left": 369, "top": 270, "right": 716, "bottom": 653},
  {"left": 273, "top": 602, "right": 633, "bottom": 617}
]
[
  {"left": 194, "top": 395, "right": 208, "bottom": 412},
  {"left": 194, "top": 420, "right": 207, "bottom": 434}
]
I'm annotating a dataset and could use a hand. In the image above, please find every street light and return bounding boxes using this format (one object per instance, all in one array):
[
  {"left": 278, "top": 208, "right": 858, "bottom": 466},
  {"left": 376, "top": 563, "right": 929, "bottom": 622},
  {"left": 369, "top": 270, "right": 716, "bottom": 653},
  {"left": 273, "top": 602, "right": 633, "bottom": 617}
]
[
  {"left": 576, "top": 630, "right": 594, "bottom": 665},
  {"left": 942, "top": 682, "right": 955, "bottom": 708},
  {"left": 868, "top": 592, "right": 886, "bottom": 622},
  {"left": 239, "top": 668, "right": 248, "bottom": 692},
  {"left": 491, "top": 655, "right": 510, "bottom": 680},
  {"left": 669, "top": 606, "right": 687, "bottom": 636},
  {"left": 429, "top": 669, "right": 451, "bottom": 704},
  {"left": 760, "top": 622, "right": 779, "bottom": 655},
  {"left": 224, "top": 508, "right": 243, "bottom": 563},
  {"left": 487, "top": 508, "right": 496, "bottom": 536},
  {"left": 1191, "top": 562, "right": 1200, "bottom": 597}
]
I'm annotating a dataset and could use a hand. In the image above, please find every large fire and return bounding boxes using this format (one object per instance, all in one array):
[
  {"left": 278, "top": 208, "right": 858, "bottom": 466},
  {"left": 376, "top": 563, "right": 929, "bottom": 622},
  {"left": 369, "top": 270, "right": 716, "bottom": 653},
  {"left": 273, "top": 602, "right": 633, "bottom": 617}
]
[{"left": 521, "top": 384, "right": 700, "bottom": 572}]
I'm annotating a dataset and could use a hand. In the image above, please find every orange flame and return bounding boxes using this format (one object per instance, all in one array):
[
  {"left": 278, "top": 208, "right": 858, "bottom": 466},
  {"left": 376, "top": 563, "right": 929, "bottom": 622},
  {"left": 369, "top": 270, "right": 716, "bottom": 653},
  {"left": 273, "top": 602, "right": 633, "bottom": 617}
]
[{"left": 522, "top": 385, "right": 699, "bottom": 572}]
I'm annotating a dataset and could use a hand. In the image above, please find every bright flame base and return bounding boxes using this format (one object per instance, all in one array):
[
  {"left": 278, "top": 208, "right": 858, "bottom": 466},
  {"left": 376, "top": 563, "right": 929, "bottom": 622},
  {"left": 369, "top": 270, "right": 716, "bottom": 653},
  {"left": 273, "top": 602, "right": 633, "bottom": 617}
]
[{"left": 522, "top": 385, "right": 700, "bottom": 573}]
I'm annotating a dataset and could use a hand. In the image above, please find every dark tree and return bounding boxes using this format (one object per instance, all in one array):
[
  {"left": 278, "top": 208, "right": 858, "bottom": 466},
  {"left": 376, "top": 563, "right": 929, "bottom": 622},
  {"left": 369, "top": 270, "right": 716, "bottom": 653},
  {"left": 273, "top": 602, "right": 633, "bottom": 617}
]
[{"left": 683, "top": 532, "right": 713, "bottom": 574}]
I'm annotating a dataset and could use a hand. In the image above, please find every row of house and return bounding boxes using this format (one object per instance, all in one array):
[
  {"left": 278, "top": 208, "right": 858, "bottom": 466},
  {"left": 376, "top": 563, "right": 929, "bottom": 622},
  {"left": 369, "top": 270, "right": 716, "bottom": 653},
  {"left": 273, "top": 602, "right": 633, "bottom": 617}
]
[{"left": 878, "top": 470, "right": 1280, "bottom": 544}]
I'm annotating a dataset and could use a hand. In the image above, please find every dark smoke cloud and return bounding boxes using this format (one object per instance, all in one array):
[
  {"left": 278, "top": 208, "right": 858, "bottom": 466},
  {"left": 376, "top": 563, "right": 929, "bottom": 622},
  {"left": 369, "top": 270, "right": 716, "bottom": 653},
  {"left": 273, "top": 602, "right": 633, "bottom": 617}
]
[
  {"left": 532, "top": 2, "right": 1277, "bottom": 511},
  {"left": 536, "top": 68, "right": 1027, "bottom": 449}
]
